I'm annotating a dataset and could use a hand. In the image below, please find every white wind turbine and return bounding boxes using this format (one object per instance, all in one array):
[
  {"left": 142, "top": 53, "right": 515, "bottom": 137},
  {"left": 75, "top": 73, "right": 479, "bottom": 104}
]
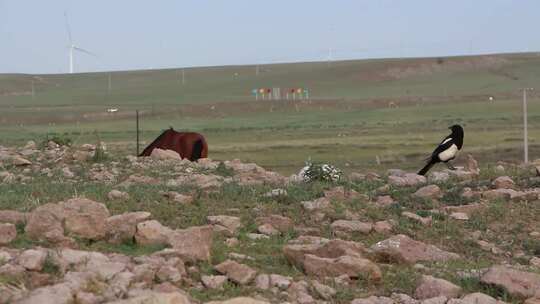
[{"left": 64, "top": 12, "right": 98, "bottom": 73}]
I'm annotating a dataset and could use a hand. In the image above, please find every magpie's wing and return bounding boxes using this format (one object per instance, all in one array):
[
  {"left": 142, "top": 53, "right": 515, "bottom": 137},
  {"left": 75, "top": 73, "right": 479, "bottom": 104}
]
[{"left": 430, "top": 136, "right": 455, "bottom": 157}]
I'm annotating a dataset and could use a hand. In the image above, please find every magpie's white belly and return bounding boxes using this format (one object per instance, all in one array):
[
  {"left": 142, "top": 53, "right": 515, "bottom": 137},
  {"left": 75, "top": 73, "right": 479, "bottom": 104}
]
[{"left": 438, "top": 144, "right": 458, "bottom": 161}]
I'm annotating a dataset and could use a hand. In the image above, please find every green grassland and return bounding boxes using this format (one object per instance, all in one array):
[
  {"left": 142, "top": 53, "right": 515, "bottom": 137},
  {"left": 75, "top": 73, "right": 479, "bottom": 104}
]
[{"left": 1, "top": 52, "right": 540, "bottom": 173}]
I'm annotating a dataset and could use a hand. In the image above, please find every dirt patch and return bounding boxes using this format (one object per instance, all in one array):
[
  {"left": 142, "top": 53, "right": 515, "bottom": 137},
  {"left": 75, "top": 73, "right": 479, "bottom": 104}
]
[{"left": 360, "top": 56, "right": 511, "bottom": 81}]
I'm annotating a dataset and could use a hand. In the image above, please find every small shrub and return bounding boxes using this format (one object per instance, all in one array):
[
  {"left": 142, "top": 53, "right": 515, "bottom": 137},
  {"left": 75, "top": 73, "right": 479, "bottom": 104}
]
[
  {"left": 300, "top": 160, "right": 343, "bottom": 182},
  {"left": 215, "top": 162, "right": 234, "bottom": 177},
  {"left": 42, "top": 133, "right": 72, "bottom": 147},
  {"left": 42, "top": 255, "right": 60, "bottom": 276},
  {"left": 523, "top": 239, "right": 540, "bottom": 256},
  {"left": 92, "top": 143, "right": 108, "bottom": 163},
  {"left": 92, "top": 132, "right": 108, "bottom": 163},
  {"left": 441, "top": 187, "right": 474, "bottom": 206}
]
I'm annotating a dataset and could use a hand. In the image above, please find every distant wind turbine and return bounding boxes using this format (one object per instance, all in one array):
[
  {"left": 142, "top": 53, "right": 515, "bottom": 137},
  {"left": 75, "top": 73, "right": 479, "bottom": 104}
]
[{"left": 64, "top": 12, "right": 99, "bottom": 73}]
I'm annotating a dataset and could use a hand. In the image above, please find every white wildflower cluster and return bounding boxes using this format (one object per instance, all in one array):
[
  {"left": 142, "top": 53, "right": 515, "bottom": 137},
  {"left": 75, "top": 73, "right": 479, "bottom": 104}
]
[{"left": 297, "top": 160, "right": 343, "bottom": 182}]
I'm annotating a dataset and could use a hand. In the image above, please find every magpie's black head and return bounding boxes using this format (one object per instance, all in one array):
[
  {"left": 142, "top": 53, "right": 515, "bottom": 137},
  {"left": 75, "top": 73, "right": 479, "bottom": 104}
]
[{"left": 448, "top": 124, "right": 463, "bottom": 133}]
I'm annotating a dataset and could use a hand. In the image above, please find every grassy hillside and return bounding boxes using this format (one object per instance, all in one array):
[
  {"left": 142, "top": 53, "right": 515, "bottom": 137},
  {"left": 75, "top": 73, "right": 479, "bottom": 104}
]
[{"left": 1, "top": 52, "right": 540, "bottom": 173}]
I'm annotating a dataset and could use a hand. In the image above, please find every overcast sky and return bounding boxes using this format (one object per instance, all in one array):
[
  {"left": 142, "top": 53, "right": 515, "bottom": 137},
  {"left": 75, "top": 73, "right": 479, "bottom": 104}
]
[{"left": 1, "top": 0, "right": 538, "bottom": 74}]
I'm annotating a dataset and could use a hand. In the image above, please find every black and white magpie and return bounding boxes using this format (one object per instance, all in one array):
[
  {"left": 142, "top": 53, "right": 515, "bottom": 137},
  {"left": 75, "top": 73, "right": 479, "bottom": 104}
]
[{"left": 418, "top": 124, "right": 464, "bottom": 176}]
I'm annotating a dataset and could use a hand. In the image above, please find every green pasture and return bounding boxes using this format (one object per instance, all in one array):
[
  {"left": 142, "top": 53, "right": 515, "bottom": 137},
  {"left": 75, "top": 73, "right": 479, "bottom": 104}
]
[{"left": 1, "top": 53, "right": 540, "bottom": 174}]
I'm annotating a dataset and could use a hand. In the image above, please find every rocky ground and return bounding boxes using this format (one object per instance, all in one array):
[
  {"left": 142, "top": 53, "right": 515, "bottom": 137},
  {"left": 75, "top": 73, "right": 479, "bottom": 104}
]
[{"left": 0, "top": 141, "right": 539, "bottom": 304}]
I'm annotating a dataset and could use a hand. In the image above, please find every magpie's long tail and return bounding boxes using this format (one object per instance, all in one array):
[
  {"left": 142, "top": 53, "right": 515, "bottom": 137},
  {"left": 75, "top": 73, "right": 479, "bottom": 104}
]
[{"left": 418, "top": 159, "right": 436, "bottom": 176}]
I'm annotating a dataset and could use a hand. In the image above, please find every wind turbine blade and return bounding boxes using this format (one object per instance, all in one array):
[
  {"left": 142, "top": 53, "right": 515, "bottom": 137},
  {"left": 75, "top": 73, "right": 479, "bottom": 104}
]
[
  {"left": 73, "top": 46, "right": 99, "bottom": 58},
  {"left": 64, "top": 11, "right": 73, "bottom": 44}
]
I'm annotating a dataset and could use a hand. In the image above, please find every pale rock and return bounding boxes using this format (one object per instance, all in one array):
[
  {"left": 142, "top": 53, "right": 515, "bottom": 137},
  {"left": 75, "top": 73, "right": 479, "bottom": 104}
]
[
  {"left": 525, "top": 298, "right": 540, "bottom": 304},
  {"left": 483, "top": 188, "right": 535, "bottom": 202},
  {"left": 429, "top": 172, "right": 450, "bottom": 183},
  {"left": 443, "top": 203, "right": 483, "bottom": 216},
  {"left": 23, "top": 140, "right": 36, "bottom": 150},
  {"left": 164, "top": 191, "right": 194, "bottom": 204},
  {"left": 18, "top": 249, "right": 48, "bottom": 271},
  {"left": 288, "top": 281, "right": 315, "bottom": 304},
  {"left": 374, "top": 221, "right": 394, "bottom": 234},
  {"left": 202, "top": 275, "right": 228, "bottom": 289},
  {"left": 413, "top": 185, "right": 442, "bottom": 199},
  {"left": 11, "top": 156, "right": 32, "bottom": 166},
  {"left": 257, "top": 223, "right": 280, "bottom": 236},
  {"left": 62, "top": 167, "right": 75, "bottom": 178},
  {"left": 449, "top": 212, "right": 469, "bottom": 221},
  {"left": 531, "top": 257, "right": 540, "bottom": 268},
  {"left": 331, "top": 220, "right": 373, "bottom": 234},
  {"left": 482, "top": 189, "right": 512, "bottom": 201},
  {"left": 150, "top": 148, "right": 182, "bottom": 160},
  {"left": 402, "top": 211, "right": 432, "bottom": 226},
  {"left": 132, "top": 263, "right": 157, "bottom": 284},
  {"left": 388, "top": 173, "right": 427, "bottom": 187},
  {"left": 25, "top": 203, "right": 67, "bottom": 243},
  {"left": 349, "top": 172, "right": 366, "bottom": 181},
  {"left": 255, "top": 274, "right": 270, "bottom": 290},
  {"left": 156, "top": 264, "right": 183, "bottom": 283},
  {"left": 207, "top": 215, "right": 241, "bottom": 235},
  {"left": 465, "top": 154, "right": 480, "bottom": 175},
  {"left": 246, "top": 233, "right": 270, "bottom": 240},
  {"left": 446, "top": 169, "right": 475, "bottom": 181},
  {"left": 225, "top": 237, "right": 240, "bottom": 247},
  {"left": 460, "top": 292, "right": 502, "bottom": 304},
  {"left": 58, "top": 248, "right": 94, "bottom": 266},
  {"left": 215, "top": 260, "right": 257, "bottom": 285},
  {"left": 370, "top": 234, "right": 460, "bottom": 264},
  {"left": 0, "top": 251, "right": 13, "bottom": 264},
  {"left": 0, "top": 223, "right": 17, "bottom": 245},
  {"left": 283, "top": 238, "right": 366, "bottom": 269},
  {"left": 167, "top": 225, "right": 213, "bottom": 262},
  {"left": 270, "top": 274, "right": 292, "bottom": 290},
  {"left": 75, "top": 291, "right": 101, "bottom": 304},
  {"left": 351, "top": 296, "right": 394, "bottom": 304},
  {"left": 421, "top": 296, "right": 448, "bottom": 304},
  {"left": 206, "top": 297, "right": 270, "bottom": 304},
  {"left": 301, "top": 197, "right": 331, "bottom": 211},
  {"left": 391, "top": 293, "right": 419, "bottom": 304},
  {"left": 376, "top": 195, "right": 395, "bottom": 207},
  {"left": 107, "top": 190, "right": 130, "bottom": 201},
  {"left": 481, "top": 265, "right": 540, "bottom": 298},
  {"left": 109, "top": 271, "right": 135, "bottom": 298},
  {"left": 14, "top": 283, "right": 73, "bottom": 304},
  {"left": 492, "top": 176, "right": 514, "bottom": 189},
  {"left": 73, "top": 150, "right": 92, "bottom": 162},
  {"left": 106, "top": 211, "right": 152, "bottom": 244},
  {"left": 0, "top": 210, "right": 27, "bottom": 225},
  {"left": 60, "top": 197, "right": 110, "bottom": 240},
  {"left": 495, "top": 165, "right": 505, "bottom": 173},
  {"left": 196, "top": 158, "right": 219, "bottom": 170},
  {"left": 303, "top": 254, "right": 382, "bottom": 281},
  {"left": 86, "top": 256, "right": 127, "bottom": 280},
  {"left": 415, "top": 275, "right": 462, "bottom": 300},
  {"left": 135, "top": 220, "right": 172, "bottom": 246},
  {"left": 324, "top": 186, "right": 363, "bottom": 201},
  {"left": 106, "top": 291, "right": 192, "bottom": 304},
  {"left": 311, "top": 280, "right": 336, "bottom": 300},
  {"left": 256, "top": 215, "right": 294, "bottom": 233},
  {"left": 461, "top": 187, "right": 477, "bottom": 199}
]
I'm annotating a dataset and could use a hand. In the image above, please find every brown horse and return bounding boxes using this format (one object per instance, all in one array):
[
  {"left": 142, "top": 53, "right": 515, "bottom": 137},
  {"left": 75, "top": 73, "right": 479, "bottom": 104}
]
[{"left": 139, "top": 128, "right": 208, "bottom": 161}]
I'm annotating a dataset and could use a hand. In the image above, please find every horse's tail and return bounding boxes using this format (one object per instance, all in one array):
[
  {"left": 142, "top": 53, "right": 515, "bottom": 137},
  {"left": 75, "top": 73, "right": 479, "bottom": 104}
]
[{"left": 191, "top": 135, "right": 208, "bottom": 161}]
